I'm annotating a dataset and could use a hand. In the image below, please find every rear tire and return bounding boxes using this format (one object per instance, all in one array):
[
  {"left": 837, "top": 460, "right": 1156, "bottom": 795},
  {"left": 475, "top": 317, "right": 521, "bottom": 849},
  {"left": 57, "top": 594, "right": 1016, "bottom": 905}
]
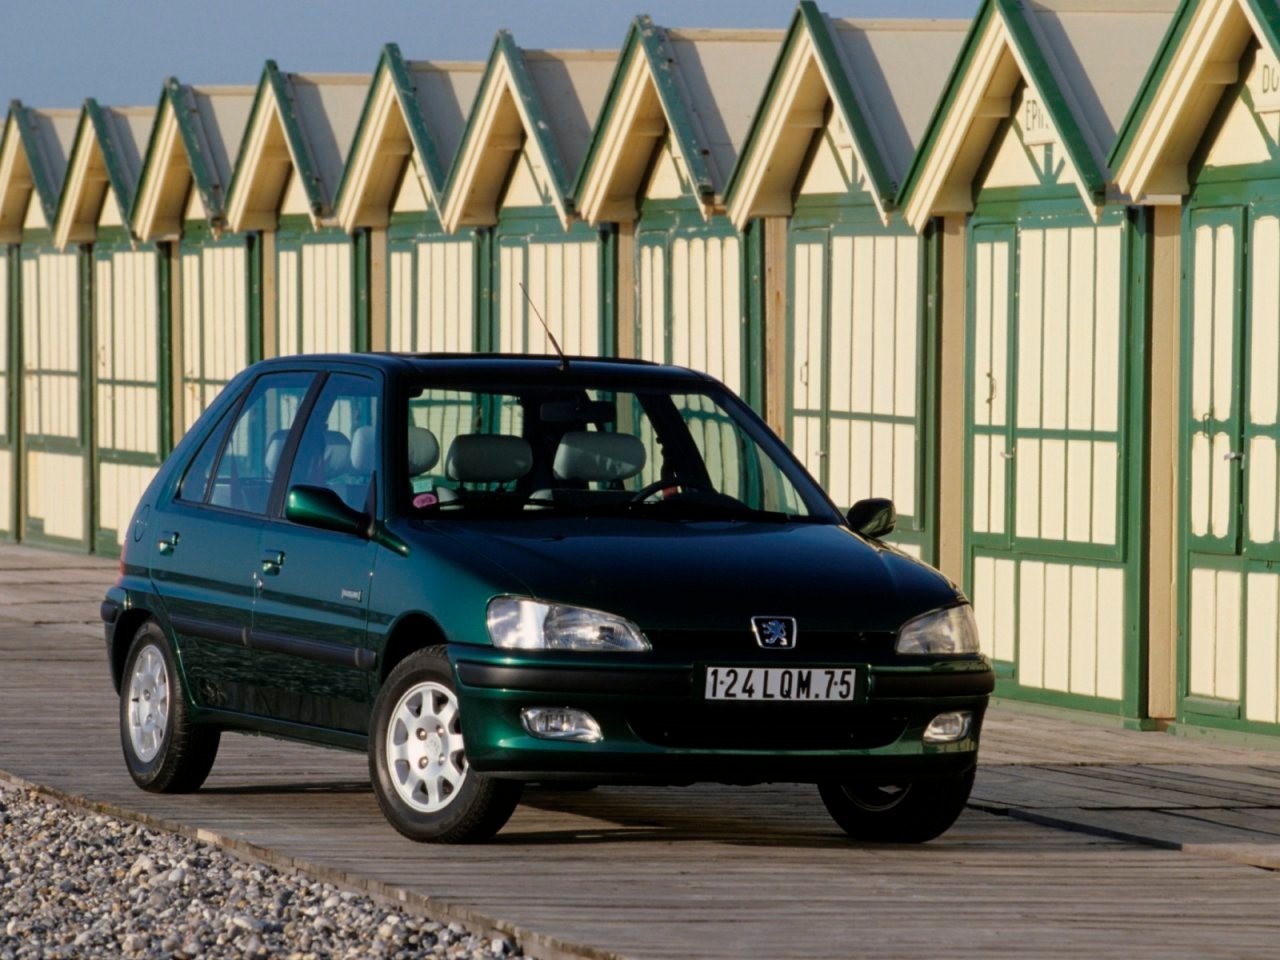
[
  {"left": 369, "top": 647, "right": 522, "bottom": 843},
  {"left": 818, "top": 769, "right": 974, "bottom": 843},
  {"left": 119, "top": 620, "right": 220, "bottom": 793}
]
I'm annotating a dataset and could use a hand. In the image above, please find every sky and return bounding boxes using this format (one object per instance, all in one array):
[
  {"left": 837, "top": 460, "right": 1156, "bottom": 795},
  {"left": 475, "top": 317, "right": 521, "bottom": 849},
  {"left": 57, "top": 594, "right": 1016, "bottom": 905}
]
[{"left": 1, "top": 0, "right": 980, "bottom": 109}]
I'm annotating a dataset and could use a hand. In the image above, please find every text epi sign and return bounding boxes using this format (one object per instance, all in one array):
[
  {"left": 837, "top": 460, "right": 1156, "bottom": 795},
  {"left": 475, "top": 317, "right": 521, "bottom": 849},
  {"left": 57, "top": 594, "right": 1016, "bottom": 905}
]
[
  {"left": 1022, "top": 93, "right": 1055, "bottom": 146},
  {"left": 1254, "top": 54, "right": 1280, "bottom": 114}
]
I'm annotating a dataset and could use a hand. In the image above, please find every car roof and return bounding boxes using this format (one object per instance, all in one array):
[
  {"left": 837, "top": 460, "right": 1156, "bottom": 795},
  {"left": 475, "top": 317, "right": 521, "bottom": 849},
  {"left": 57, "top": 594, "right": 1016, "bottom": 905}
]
[{"left": 249, "top": 352, "right": 719, "bottom": 386}]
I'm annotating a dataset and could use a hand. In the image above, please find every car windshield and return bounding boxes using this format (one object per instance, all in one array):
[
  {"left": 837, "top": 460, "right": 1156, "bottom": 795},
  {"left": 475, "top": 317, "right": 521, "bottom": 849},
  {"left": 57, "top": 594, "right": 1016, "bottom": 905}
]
[{"left": 400, "top": 378, "right": 836, "bottom": 524}]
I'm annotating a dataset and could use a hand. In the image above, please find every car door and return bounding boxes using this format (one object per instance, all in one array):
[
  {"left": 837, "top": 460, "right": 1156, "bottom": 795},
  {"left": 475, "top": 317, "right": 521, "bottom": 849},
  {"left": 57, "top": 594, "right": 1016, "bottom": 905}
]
[
  {"left": 148, "top": 370, "right": 316, "bottom": 713},
  {"left": 249, "top": 372, "right": 381, "bottom": 734}
]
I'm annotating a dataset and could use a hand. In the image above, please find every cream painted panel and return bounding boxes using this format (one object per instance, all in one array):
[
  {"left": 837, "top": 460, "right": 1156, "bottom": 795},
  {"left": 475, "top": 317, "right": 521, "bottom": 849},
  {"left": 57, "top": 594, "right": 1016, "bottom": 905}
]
[
  {"left": 972, "top": 434, "right": 990, "bottom": 533},
  {"left": 181, "top": 253, "right": 201, "bottom": 424},
  {"left": 828, "top": 418, "right": 852, "bottom": 509},
  {"left": 1212, "top": 224, "right": 1236, "bottom": 421},
  {"left": 994, "top": 558, "right": 1016, "bottom": 665},
  {"left": 897, "top": 543, "right": 922, "bottom": 560},
  {"left": 830, "top": 239, "right": 853, "bottom": 422},
  {"left": 25, "top": 253, "right": 81, "bottom": 441},
  {"left": 1246, "top": 573, "right": 1279, "bottom": 724},
  {"left": 893, "top": 423, "right": 914, "bottom": 515},
  {"left": 418, "top": 240, "right": 474, "bottom": 353},
  {"left": 990, "top": 240, "right": 1009, "bottom": 429},
  {"left": 99, "top": 462, "right": 158, "bottom": 544},
  {"left": 704, "top": 239, "right": 723, "bottom": 381},
  {"left": 1092, "top": 568, "right": 1124, "bottom": 700},
  {"left": 0, "top": 450, "right": 10, "bottom": 533},
  {"left": 0, "top": 251, "right": 7, "bottom": 433},
  {"left": 973, "top": 242, "right": 992, "bottom": 427},
  {"left": 1091, "top": 441, "right": 1118, "bottom": 545},
  {"left": 851, "top": 236, "right": 874, "bottom": 415},
  {"left": 392, "top": 170, "right": 429, "bottom": 213},
  {"left": 1042, "top": 563, "right": 1071, "bottom": 692},
  {"left": 280, "top": 170, "right": 311, "bottom": 216},
  {"left": 26, "top": 451, "right": 85, "bottom": 540},
  {"left": 501, "top": 150, "right": 555, "bottom": 209},
  {"left": 1190, "top": 431, "right": 1210, "bottom": 536},
  {"left": 1016, "top": 229, "right": 1043, "bottom": 429},
  {"left": 872, "top": 236, "right": 896, "bottom": 416},
  {"left": 1249, "top": 436, "right": 1278, "bottom": 543},
  {"left": 639, "top": 244, "right": 663, "bottom": 363},
  {"left": 389, "top": 248, "right": 412, "bottom": 351},
  {"left": 1251, "top": 216, "right": 1280, "bottom": 426},
  {"left": 1069, "top": 566, "right": 1097, "bottom": 696},
  {"left": 298, "top": 242, "right": 352, "bottom": 354},
  {"left": 1093, "top": 226, "right": 1122, "bottom": 433},
  {"left": 1210, "top": 431, "right": 1233, "bottom": 538},
  {"left": 1020, "top": 561, "right": 1045, "bottom": 685},
  {"left": 973, "top": 556, "right": 995, "bottom": 659},
  {"left": 1067, "top": 227, "right": 1095, "bottom": 431},
  {"left": 1041, "top": 229, "right": 1069, "bottom": 430},
  {"left": 1065, "top": 439, "right": 1092, "bottom": 542},
  {"left": 278, "top": 248, "right": 299, "bottom": 356},
  {"left": 671, "top": 240, "right": 690, "bottom": 370},
  {"left": 1189, "top": 566, "right": 1218, "bottom": 696},
  {"left": 871, "top": 422, "right": 892, "bottom": 501},
  {"left": 1016, "top": 437, "right": 1041, "bottom": 538},
  {"left": 1039, "top": 438, "right": 1066, "bottom": 541},
  {"left": 1191, "top": 223, "right": 1215, "bottom": 420},
  {"left": 499, "top": 245, "right": 523, "bottom": 354},
  {"left": 894, "top": 236, "right": 919, "bottom": 419},
  {"left": 527, "top": 244, "right": 549, "bottom": 357},
  {"left": 95, "top": 259, "right": 114, "bottom": 451},
  {"left": 850, "top": 422, "right": 871, "bottom": 506},
  {"left": 790, "top": 241, "right": 823, "bottom": 474},
  {"left": 1214, "top": 570, "right": 1241, "bottom": 702},
  {"left": 720, "top": 238, "right": 742, "bottom": 393}
]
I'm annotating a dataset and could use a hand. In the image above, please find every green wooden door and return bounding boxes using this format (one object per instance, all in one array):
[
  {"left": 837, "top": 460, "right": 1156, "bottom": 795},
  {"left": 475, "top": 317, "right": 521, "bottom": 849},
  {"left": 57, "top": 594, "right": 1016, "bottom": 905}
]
[
  {"left": 385, "top": 218, "right": 477, "bottom": 353},
  {"left": 276, "top": 220, "right": 360, "bottom": 357},
  {"left": 20, "top": 240, "right": 90, "bottom": 549},
  {"left": 785, "top": 222, "right": 933, "bottom": 560},
  {"left": 1180, "top": 198, "right": 1280, "bottom": 732},
  {"left": 0, "top": 248, "right": 16, "bottom": 540},
  {"left": 92, "top": 236, "right": 169, "bottom": 555}
]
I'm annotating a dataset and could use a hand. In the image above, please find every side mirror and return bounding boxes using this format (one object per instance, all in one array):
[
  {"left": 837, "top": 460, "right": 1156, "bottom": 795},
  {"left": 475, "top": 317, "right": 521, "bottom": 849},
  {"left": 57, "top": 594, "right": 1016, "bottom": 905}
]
[
  {"left": 286, "top": 485, "right": 370, "bottom": 539},
  {"left": 847, "top": 498, "right": 896, "bottom": 539}
]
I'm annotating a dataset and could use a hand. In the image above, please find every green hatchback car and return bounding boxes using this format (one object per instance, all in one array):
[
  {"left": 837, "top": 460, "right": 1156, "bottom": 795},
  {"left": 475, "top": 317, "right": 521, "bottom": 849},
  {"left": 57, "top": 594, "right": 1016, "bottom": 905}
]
[{"left": 102, "top": 354, "right": 993, "bottom": 843}]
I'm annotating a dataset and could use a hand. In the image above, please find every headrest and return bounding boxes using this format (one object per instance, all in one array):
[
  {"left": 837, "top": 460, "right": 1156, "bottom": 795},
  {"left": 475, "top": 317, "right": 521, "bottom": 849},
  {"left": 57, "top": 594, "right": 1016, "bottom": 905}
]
[
  {"left": 554, "top": 431, "right": 646, "bottom": 482},
  {"left": 321, "top": 431, "right": 351, "bottom": 479},
  {"left": 350, "top": 425, "right": 376, "bottom": 474},
  {"left": 264, "top": 429, "right": 291, "bottom": 477},
  {"left": 408, "top": 426, "right": 440, "bottom": 476},
  {"left": 446, "top": 435, "right": 533, "bottom": 483}
]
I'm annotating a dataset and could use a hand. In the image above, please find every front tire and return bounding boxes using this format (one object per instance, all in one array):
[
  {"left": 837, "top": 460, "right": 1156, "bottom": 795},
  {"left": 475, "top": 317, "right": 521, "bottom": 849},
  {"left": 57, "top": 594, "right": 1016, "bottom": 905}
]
[
  {"left": 369, "top": 647, "right": 522, "bottom": 843},
  {"left": 818, "top": 769, "right": 974, "bottom": 843},
  {"left": 119, "top": 621, "right": 220, "bottom": 793}
]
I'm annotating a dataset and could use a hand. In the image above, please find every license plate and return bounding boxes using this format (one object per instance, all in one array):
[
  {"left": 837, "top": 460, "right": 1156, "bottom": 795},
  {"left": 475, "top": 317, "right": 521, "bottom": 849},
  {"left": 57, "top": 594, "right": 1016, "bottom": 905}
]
[{"left": 704, "top": 666, "right": 855, "bottom": 702}]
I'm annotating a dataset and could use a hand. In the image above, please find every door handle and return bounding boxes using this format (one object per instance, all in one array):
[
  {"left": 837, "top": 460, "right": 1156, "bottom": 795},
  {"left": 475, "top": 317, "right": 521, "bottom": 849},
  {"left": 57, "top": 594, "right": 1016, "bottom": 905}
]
[
  {"left": 1000, "top": 448, "right": 1016, "bottom": 460},
  {"left": 1223, "top": 451, "right": 1245, "bottom": 463},
  {"left": 261, "top": 549, "right": 286, "bottom": 576},
  {"left": 157, "top": 531, "right": 180, "bottom": 555}
]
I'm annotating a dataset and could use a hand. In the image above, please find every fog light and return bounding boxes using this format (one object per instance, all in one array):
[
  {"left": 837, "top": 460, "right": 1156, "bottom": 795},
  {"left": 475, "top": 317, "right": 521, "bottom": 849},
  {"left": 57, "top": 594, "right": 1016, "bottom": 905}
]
[
  {"left": 520, "top": 707, "right": 603, "bottom": 743},
  {"left": 923, "top": 710, "right": 973, "bottom": 743}
]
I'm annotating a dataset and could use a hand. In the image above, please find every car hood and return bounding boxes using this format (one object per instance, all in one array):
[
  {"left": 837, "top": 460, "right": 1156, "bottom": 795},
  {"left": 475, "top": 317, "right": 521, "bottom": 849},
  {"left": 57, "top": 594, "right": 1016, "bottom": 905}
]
[{"left": 426, "top": 518, "right": 961, "bottom": 634}]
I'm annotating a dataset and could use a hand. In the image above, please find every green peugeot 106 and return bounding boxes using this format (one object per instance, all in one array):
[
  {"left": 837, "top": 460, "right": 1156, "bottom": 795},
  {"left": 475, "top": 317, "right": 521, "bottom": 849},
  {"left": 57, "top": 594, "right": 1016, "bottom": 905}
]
[{"left": 101, "top": 354, "right": 993, "bottom": 843}]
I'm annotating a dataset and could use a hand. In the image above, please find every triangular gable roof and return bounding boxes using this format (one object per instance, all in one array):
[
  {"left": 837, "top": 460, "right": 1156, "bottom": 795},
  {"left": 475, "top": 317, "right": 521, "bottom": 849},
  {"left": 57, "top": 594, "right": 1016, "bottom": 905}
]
[
  {"left": 440, "top": 32, "right": 616, "bottom": 232},
  {"left": 225, "top": 62, "right": 371, "bottom": 232},
  {"left": 726, "top": 3, "right": 968, "bottom": 228},
  {"left": 899, "top": 0, "right": 1176, "bottom": 231},
  {"left": 1111, "top": 0, "right": 1280, "bottom": 201},
  {"left": 574, "top": 18, "right": 783, "bottom": 224},
  {"left": 130, "top": 79, "right": 256, "bottom": 241},
  {"left": 54, "top": 100, "right": 154, "bottom": 248},
  {"left": 0, "top": 102, "right": 79, "bottom": 242},
  {"left": 334, "top": 44, "right": 484, "bottom": 231}
]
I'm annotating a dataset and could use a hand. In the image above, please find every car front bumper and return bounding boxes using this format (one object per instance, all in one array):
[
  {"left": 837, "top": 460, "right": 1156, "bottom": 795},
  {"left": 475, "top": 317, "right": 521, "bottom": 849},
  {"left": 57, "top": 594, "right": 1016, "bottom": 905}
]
[{"left": 449, "top": 645, "right": 994, "bottom": 784}]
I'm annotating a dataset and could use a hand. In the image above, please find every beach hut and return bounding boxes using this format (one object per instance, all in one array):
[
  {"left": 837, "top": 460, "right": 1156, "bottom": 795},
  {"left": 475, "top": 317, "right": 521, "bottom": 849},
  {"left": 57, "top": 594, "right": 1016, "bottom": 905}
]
[
  {"left": 1110, "top": 0, "right": 1280, "bottom": 736},
  {"left": 130, "top": 79, "right": 257, "bottom": 433},
  {"left": 334, "top": 44, "right": 484, "bottom": 353},
  {"left": 574, "top": 18, "right": 783, "bottom": 407},
  {"left": 725, "top": 4, "right": 967, "bottom": 560},
  {"left": 897, "top": 0, "right": 1175, "bottom": 720},
  {"left": 0, "top": 103, "right": 83, "bottom": 548},
  {"left": 225, "top": 64, "right": 370, "bottom": 357},
  {"left": 53, "top": 100, "right": 162, "bottom": 554},
  {"left": 440, "top": 33, "right": 616, "bottom": 357}
]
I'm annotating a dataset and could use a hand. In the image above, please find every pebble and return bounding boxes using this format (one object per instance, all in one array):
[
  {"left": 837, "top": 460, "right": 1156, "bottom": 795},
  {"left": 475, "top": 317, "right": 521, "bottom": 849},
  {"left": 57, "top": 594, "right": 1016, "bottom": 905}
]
[{"left": 0, "top": 781, "right": 522, "bottom": 959}]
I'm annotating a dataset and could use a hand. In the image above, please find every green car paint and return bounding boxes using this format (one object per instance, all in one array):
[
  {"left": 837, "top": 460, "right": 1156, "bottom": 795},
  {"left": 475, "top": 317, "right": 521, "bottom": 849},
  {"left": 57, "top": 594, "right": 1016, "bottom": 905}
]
[{"left": 103, "top": 354, "right": 993, "bottom": 838}]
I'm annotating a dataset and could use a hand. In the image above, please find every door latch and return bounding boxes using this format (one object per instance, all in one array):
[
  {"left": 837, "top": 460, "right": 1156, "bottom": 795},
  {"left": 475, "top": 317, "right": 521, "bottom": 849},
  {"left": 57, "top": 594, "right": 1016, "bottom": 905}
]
[
  {"left": 157, "top": 531, "right": 180, "bottom": 555},
  {"left": 261, "top": 549, "right": 286, "bottom": 575},
  {"left": 1223, "top": 451, "right": 1245, "bottom": 463}
]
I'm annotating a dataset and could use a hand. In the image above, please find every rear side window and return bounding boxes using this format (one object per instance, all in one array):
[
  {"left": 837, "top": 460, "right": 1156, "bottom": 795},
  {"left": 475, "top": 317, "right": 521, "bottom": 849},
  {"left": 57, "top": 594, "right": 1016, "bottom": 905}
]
[
  {"left": 177, "top": 408, "right": 233, "bottom": 503},
  {"left": 189, "top": 372, "right": 314, "bottom": 514}
]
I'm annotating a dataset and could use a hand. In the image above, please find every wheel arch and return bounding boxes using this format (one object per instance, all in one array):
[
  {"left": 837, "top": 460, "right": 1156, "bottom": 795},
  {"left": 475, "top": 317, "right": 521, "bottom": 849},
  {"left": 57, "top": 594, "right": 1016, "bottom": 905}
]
[
  {"left": 378, "top": 611, "right": 451, "bottom": 686},
  {"left": 111, "top": 607, "right": 156, "bottom": 692}
]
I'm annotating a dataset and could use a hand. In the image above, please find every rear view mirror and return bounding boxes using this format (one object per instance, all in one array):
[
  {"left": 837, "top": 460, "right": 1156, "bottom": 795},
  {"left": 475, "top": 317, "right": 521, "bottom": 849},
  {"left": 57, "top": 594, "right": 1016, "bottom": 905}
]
[
  {"left": 847, "top": 498, "right": 896, "bottom": 539},
  {"left": 286, "top": 485, "right": 369, "bottom": 538}
]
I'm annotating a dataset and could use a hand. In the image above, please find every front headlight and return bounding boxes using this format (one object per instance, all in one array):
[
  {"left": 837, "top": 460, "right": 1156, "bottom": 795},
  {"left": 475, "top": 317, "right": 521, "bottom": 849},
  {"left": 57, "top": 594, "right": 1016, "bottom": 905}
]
[
  {"left": 896, "top": 604, "right": 981, "bottom": 655},
  {"left": 486, "top": 597, "right": 650, "bottom": 652}
]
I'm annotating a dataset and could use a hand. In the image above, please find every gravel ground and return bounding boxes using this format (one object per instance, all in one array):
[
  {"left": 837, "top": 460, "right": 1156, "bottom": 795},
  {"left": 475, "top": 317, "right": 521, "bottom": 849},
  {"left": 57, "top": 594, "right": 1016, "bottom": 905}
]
[{"left": 0, "top": 780, "right": 520, "bottom": 959}]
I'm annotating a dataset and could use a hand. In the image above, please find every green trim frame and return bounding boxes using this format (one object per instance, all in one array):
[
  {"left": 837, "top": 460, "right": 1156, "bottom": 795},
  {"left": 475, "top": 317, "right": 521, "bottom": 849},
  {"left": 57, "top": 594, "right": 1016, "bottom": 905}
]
[
  {"left": 0, "top": 246, "right": 18, "bottom": 541},
  {"left": 960, "top": 196, "right": 1151, "bottom": 721},
  {"left": 897, "top": 0, "right": 1107, "bottom": 213},
  {"left": 1, "top": 103, "right": 63, "bottom": 226},
  {"left": 571, "top": 17, "right": 715, "bottom": 204}
]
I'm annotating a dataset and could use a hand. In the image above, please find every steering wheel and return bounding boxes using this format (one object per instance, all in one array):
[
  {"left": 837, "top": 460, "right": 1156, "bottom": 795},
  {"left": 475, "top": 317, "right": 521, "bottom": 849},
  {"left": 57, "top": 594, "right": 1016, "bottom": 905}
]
[{"left": 630, "top": 479, "right": 701, "bottom": 503}]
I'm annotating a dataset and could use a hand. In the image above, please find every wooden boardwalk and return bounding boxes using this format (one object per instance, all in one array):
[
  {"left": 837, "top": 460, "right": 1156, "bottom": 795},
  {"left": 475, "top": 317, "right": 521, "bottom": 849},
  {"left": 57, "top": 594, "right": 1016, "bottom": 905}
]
[{"left": 1, "top": 545, "right": 1279, "bottom": 958}]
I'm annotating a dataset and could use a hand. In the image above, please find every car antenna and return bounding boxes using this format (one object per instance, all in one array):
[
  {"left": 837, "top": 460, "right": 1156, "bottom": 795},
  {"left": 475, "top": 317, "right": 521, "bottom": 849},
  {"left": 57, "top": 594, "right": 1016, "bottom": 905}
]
[{"left": 519, "top": 281, "right": 568, "bottom": 371}]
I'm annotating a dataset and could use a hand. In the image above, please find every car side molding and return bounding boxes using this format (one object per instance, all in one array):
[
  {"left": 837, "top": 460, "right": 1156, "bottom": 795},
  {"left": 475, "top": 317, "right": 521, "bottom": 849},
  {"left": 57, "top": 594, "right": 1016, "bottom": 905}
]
[{"left": 169, "top": 614, "right": 376, "bottom": 672}]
